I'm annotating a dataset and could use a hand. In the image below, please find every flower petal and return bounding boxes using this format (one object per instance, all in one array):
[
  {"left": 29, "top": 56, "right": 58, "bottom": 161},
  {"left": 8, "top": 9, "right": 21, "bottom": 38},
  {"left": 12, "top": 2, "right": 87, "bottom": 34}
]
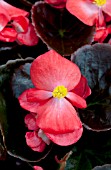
[
  {"left": 25, "top": 88, "right": 52, "bottom": 102},
  {"left": 12, "top": 16, "right": 29, "bottom": 33},
  {"left": 33, "top": 166, "right": 43, "bottom": 170},
  {"left": 72, "top": 75, "right": 91, "bottom": 99},
  {"left": 18, "top": 88, "right": 40, "bottom": 113},
  {"left": 25, "top": 131, "right": 46, "bottom": 152},
  {"left": 24, "top": 113, "right": 39, "bottom": 131},
  {"left": 66, "top": 0, "right": 99, "bottom": 26},
  {"left": 18, "top": 88, "right": 51, "bottom": 112},
  {"left": 0, "top": 13, "right": 10, "bottom": 31},
  {"left": 102, "top": 0, "right": 111, "bottom": 17},
  {"left": 0, "top": 0, "right": 28, "bottom": 18},
  {"left": 0, "top": 28, "right": 17, "bottom": 42},
  {"left": 31, "top": 50, "right": 81, "bottom": 91},
  {"left": 66, "top": 92, "right": 87, "bottom": 108},
  {"left": 17, "top": 23, "right": 39, "bottom": 46},
  {"left": 36, "top": 97, "right": 82, "bottom": 134},
  {"left": 45, "top": 126, "right": 83, "bottom": 146}
]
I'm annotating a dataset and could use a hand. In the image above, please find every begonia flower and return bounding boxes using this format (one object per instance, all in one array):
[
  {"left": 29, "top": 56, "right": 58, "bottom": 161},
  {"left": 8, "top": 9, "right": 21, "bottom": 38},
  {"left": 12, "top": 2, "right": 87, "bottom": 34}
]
[
  {"left": 0, "top": 0, "right": 39, "bottom": 46},
  {"left": 25, "top": 131, "right": 46, "bottom": 152},
  {"left": 25, "top": 112, "right": 50, "bottom": 151},
  {"left": 93, "top": 24, "right": 111, "bottom": 42},
  {"left": 94, "top": 26, "right": 111, "bottom": 42},
  {"left": 66, "top": 0, "right": 111, "bottom": 27},
  {"left": 18, "top": 50, "right": 91, "bottom": 146},
  {"left": 33, "top": 166, "right": 43, "bottom": 170},
  {"left": 0, "top": 0, "right": 28, "bottom": 31},
  {"left": 44, "top": 0, "right": 66, "bottom": 8},
  {"left": 24, "top": 112, "right": 39, "bottom": 131}
]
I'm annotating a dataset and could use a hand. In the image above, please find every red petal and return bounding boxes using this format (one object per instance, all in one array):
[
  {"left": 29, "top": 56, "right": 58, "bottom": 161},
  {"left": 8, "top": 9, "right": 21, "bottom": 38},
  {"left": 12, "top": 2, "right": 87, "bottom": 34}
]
[
  {"left": 31, "top": 50, "right": 81, "bottom": 91},
  {"left": 24, "top": 113, "right": 39, "bottom": 131},
  {"left": 0, "top": 0, "right": 28, "bottom": 18},
  {"left": 0, "top": 14, "right": 9, "bottom": 31},
  {"left": 31, "top": 141, "right": 46, "bottom": 152},
  {"left": 0, "top": 27, "right": 17, "bottom": 42},
  {"left": 33, "top": 166, "right": 43, "bottom": 170},
  {"left": 102, "top": 0, "right": 111, "bottom": 17},
  {"left": 66, "top": 0, "right": 99, "bottom": 26},
  {"left": 25, "top": 131, "right": 46, "bottom": 152},
  {"left": 17, "top": 23, "right": 39, "bottom": 46},
  {"left": 66, "top": 92, "right": 87, "bottom": 108},
  {"left": 12, "top": 16, "right": 29, "bottom": 33},
  {"left": 26, "top": 88, "right": 52, "bottom": 102},
  {"left": 45, "top": 126, "right": 83, "bottom": 146},
  {"left": 94, "top": 27, "right": 108, "bottom": 42},
  {"left": 72, "top": 76, "right": 91, "bottom": 99},
  {"left": 36, "top": 97, "right": 82, "bottom": 134},
  {"left": 18, "top": 88, "right": 40, "bottom": 113},
  {"left": 0, "top": 5, "right": 11, "bottom": 31}
]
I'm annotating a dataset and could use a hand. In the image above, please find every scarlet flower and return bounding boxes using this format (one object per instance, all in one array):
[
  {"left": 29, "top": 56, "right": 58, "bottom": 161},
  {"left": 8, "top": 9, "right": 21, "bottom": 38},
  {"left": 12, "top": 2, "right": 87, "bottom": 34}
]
[
  {"left": 18, "top": 50, "right": 91, "bottom": 146},
  {"left": 33, "top": 166, "right": 43, "bottom": 170},
  {"left": 66, "top": 0, "right": 111, "bottom": 27},
  {"left": 94, "top": 25, "right": 111, "bottom": 42},
  {"left": 0, "top": 0, "right": 39, "bottom": 46},
  {"left": 25, "top": 131, "right": 46, "bottom": 152},
  {"left": 24, "top": 112, "right": 50, "bottom": 152},
  {"left": 24, "top": 112, "right": 39, "bottom": 131}
]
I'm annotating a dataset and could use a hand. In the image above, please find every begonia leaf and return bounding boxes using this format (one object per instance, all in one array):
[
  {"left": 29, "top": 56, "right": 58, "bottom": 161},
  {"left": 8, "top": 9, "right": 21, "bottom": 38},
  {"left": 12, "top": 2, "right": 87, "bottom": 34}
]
[
  {"left": 31, "top": 1, "right": 95, "bottom": 56},
  {"left": 92, "top": 164, "right": 111, "bottom": 170},
  {"left": 11, "top": 63, "right": 34, "bottom": 98},
  {"left": 71, "top": 43, "right": 111, "bottom": 131},
  {"left": 0, "top": 57, "right": 33, "bottom": 88},
  {"left": 0, "top": 58, "right": 52, "bottom": 162}
]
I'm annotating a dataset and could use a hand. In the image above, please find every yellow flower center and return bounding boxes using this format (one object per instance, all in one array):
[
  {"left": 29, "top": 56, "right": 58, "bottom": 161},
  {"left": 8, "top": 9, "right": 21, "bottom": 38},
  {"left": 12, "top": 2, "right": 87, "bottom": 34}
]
[
  {"left": 52, "top": 85, "right": 68, "bottom": 99},
  {"left": 93, "top": 0, "right": 106, "bottom": 6}
]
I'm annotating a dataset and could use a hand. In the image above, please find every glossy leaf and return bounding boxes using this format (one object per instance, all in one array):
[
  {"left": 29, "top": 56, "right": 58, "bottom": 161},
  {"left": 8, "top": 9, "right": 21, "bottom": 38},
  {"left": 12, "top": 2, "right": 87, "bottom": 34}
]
[
  {"left": 31, "top": 1, "right": 95, "bottom": 56},
  {"left": 71, "top": 43, "right": 111, "bottom": 131}
]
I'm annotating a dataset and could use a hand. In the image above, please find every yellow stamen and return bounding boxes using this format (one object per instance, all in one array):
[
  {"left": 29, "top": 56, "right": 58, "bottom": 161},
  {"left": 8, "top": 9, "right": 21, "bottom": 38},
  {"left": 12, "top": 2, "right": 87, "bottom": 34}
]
[
  {"left": 52, "top": 85, "right": 67, "bottom": 99},
  {"left": 93, "top": 0, "right": 106, "bottom": 6}
]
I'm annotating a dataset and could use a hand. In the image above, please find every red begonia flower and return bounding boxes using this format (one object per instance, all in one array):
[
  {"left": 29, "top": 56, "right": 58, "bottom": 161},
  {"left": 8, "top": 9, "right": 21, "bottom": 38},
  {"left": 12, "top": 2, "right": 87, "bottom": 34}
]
[
  {"left": 33, "top": 166, "right": 43, "bottom": 170},
  {"left": 17, "top": 23, "right": 39, "bottom": 46},
  {"left": 44, "top": 0, "right": 66, "bottom": 8},
  {"left": 94, "top": 25, "right": 111, "bottom": 42},
  {"left": 72, "top": 75, "right": 91, "bottom": 99},
  {"left": 25, "top": 131, "right": 46, "bottom": 152},
  {"left": 0, "top": 0, "right": 28, "bottom": 18},
  {"left": 0, "top": 7, "right": 10, "bottom": 31},
  {"left": 24, "top": 113, "right": 39, "bottom": 131},
  {"left": 0, "top": 0, "right": 28, "bottom": 31},
  {"left": 0, "top": 27, "right": 17, "bottom": 42},
  {"left": 18, "top": 50, "right": 91, "bottom": 146},
  {"left": 0, "top": 1, "right": 39, "bottom": 46},
  {"left": 45, "top": 127, "right": 83, "bottom": 146},
  {"left": 66, "top": 0, "right": 111, "bottom": 27},
  {"left": 12, "top": 16, "right": 29, "bottom": 33}
]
